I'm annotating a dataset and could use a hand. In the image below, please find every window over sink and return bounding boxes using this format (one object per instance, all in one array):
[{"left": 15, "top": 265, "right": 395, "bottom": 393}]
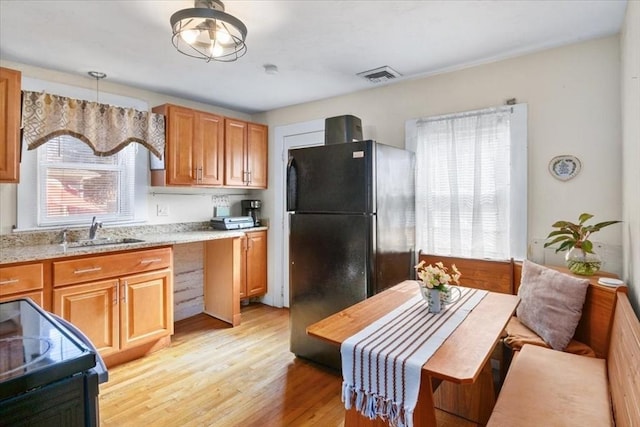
[
  {"left": 38, "top": 135, "right": 136, "bottom": 226},
  {"left": 16, "top": 77, "right": 149, "bottom": 231}
]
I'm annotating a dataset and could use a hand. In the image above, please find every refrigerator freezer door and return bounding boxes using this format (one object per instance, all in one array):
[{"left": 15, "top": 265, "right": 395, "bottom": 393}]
[
  {"left": 287, "top": 140, "right": 373, "bottom": 214},
  {"left": 289, "top": 213, "right": 372, "bottom": 370}
]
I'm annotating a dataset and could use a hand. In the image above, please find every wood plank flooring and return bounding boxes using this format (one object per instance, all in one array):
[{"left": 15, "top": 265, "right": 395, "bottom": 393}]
[{"left": 100, "top": 303, "right": 478, "bottom": 427}]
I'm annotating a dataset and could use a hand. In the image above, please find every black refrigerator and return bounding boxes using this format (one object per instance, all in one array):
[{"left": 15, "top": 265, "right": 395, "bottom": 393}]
[{"left": 287, "top": 139, "right": 415, "bottom": 370}]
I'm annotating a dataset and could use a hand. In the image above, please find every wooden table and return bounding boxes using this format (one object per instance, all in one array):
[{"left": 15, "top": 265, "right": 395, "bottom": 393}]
[{"left": 307, "top": 280, "right": 520, "bottom": 427}]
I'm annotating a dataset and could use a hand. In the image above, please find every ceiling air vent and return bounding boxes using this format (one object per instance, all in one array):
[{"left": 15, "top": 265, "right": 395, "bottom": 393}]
[{"left": 357, "top": 66, "right": 402, "bottom": 83}]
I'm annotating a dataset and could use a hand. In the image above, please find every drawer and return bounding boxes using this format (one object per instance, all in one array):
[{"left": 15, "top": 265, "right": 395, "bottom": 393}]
[
  {"left": 0, "top": 263, "right": 44, "bottom": 295},
  {"left": 0, "top": 290, "right": 44, "bottom": 307},
  {"left": 54, "top": 247, "right": 172, "bottom": 287}
]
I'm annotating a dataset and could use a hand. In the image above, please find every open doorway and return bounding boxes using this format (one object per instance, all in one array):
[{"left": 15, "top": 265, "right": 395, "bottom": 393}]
[{"left": 272, "top": 120, "right": 324, "bottom": 308}]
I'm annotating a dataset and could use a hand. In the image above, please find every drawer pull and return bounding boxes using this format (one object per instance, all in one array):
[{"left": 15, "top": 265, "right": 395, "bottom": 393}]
[
  {"left": 0, "top": 278, "right": 19, "bottom": 285},
  {"left": 140, "top": 258, "right": 162, "bottom": 265},
  {"left": 73, "top": 267, "right": 102, "bottom": 274}
]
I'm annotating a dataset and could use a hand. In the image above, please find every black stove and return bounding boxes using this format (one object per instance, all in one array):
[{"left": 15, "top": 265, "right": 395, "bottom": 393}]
[{"left": 0, "top": 298, "right": 104, "bottom": 426}]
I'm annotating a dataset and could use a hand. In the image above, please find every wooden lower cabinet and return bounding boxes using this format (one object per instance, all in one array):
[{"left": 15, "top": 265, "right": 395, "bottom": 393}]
[
  {"left": 53, "top": 279, "right": 119, "bottom": 356},
  {"left": 204, "top": 231, "right": 267, "bottom": 326},
  {"left": 120, "top": 270, "right": 174, "bottom": 349},
  {"left": 244, "top": 230, "right": 267, "bottom": 298},
  {"left": 52, "top": 248, "right": 174, "bottom": 363},
  {"left": 0, "top": 262, "right": 46, "bottom": 309},
  {"left": 54, "top": 269, "right": 173, "bottom": 358}
]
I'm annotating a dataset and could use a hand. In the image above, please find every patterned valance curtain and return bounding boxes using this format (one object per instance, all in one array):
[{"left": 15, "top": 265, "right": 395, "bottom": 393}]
[{"left": 21, "top": 91, "right": 165, "bottom": 158}]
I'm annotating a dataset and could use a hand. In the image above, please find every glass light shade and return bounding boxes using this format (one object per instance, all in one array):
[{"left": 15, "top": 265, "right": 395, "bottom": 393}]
[{"left": 180, "top": 29, "right": 199, "bottom": 45}]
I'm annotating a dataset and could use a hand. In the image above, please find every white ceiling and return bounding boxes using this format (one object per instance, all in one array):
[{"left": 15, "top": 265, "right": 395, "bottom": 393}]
[{"left": 0, "top": 0, "right": 628, "bottom": 114}]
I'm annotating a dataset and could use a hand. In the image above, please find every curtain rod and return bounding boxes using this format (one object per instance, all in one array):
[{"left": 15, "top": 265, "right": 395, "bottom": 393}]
[
  {"left": 150, "top": 192, "right": 248, "bottom": 197},
  {"left": 417, "top": 105, "right": 514, "bottom": 124}
]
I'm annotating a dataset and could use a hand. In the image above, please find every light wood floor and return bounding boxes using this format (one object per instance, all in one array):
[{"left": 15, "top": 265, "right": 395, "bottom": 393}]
[{"left": 100, "top": 303, "right": 478, "bottom": 427}]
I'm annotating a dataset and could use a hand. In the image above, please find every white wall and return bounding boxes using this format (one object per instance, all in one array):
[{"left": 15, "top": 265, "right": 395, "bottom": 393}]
[
  {"left": 0, "top": 60, "right": 256, "bottom": 235},
  {"left": 621, "top": 1, "right": 640, "bottom": 313},
  {"left": 256, "top": 36, "right": 623, "bottom": 304}
]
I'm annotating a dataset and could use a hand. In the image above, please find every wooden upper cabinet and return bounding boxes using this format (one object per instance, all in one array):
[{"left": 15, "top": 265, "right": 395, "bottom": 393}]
[
  {"left": 247, "top": 123, "right": 268, "bottom": 188},
  {"left": 166, "top": 105, "right": 196, "bottom": 185},
  {"left": 224, "top": 118, "right": 268, "bottom": 189},
  {"left": 224, "top": 118, "right": 247, "bottom": 187},
  {"left": 0, "top": 67, "right": 22, "bottom": 183},
  {"left": 152, "top": 104, "right": 224, "bottom": 187},
  {"left": 198, "top": 111, "right": 224, "bottom": 185},
  {"left": 153, "top": 103, "right": 267, "bottom": 189}
]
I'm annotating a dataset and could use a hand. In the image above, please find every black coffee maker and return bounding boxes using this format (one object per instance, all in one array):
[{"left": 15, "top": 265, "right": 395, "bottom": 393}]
[{"left": 241, "top": 200, "right": 262, "bottom": 226}]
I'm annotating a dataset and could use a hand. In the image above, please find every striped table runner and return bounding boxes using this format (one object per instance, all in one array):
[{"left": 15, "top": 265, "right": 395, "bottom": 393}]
[{"left": 341, "top": 286, "right": 488, "bottom": 427}]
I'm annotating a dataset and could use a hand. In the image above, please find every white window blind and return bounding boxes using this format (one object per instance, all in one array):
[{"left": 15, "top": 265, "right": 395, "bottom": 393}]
[
  {"left": 410, "top": 104, "right": 527, "bottom": 260},
  {"left": 38, "top": 135, "right": 136, "bottom": 226}
]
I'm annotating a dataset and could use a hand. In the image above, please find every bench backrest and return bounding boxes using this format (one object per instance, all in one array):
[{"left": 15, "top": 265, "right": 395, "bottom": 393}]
[
  {"left": 607, "top": 292, "right": 640, "bottom": 427},
  {"left": 418, "top": 253, "right": 513, "bottom": 294},
  {"left": 420, "top": 254, "right": 624, "bottom": 358}
]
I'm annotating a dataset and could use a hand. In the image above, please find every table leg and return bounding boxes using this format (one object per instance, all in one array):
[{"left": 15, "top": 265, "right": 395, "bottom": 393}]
[{"left": 432, "top": 359, "right": 497, "bottom": 425}]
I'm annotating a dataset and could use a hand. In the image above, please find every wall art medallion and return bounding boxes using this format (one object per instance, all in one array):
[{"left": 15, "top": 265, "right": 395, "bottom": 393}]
[{"left": 549, "top": 155, "right": 581, "bottom": 181}]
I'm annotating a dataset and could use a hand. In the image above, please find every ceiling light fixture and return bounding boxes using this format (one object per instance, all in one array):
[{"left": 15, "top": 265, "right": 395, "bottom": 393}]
[
  {"left": 87, "top": 71, "right": 107, "bottom": 102},
  {"left": 170, "top": 0, "right": 247, "bottom": 63}
]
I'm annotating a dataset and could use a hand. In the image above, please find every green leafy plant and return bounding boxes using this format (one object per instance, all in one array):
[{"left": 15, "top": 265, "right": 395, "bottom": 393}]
[{"left": 544, "top": 213, "right": 621, "bottom": 253}]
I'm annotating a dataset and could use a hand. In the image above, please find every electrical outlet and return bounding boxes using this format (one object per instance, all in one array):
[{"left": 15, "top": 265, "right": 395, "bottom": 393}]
[{"left": 157, "top": 204, "right": 169, "bottom": 217}]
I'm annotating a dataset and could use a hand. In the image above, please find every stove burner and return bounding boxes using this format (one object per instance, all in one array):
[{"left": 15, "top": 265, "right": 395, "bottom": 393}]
[{"left": 0, "top": 336, "right": 54, "bottom": 378}]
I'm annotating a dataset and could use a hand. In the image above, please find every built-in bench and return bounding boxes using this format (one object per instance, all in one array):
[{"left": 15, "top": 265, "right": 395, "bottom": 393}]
[
  {"left": 487, "top": 291, "right": 640, "bottom": 426},
  {"left": 417, "top": 253, "right": 632, "bottom": 424}
]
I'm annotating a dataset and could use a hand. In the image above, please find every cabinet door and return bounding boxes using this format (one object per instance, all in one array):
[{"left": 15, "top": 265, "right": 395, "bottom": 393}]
[
  {"left": 198, "top": 111, "right": 224, "bottom": 185},
  {"left": 247, "top": 123, "right": 269, "bottom": 188},
  {"left": 53, "top": 279, "right": 120, "bottom": 357},
  {"left": 224, "top": 118, "right": 247, "bottom": 186},
  {"left": 120, "top": 269, "right": 173, "bottom": 350},
  {"left": 245, "top": 231, "right": 267, "bottom": 297},
  {"left": 0, "top": 67, "right": 21, "bottom": 183},
  {"left": 246, "top": 123, "right": 268, "bottom": 189},
  {"left": 166, "top": 105, "right": 197, "bottom": 185}
]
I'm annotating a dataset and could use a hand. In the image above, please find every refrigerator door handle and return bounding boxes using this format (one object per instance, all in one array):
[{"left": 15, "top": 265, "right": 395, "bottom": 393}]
[{"left": 287, "top": 155, "right": 298, "bottom": 212}]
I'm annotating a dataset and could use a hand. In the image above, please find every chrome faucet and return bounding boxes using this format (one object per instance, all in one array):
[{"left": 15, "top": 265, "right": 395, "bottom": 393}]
[{"left": 89, "top": 216, "right": 102, "bottom": 240}]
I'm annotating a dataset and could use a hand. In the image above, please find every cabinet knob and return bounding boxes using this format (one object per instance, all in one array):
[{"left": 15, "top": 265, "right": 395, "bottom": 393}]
[{"left": 0, "top": 278, "right": 19, "bottom": 285}]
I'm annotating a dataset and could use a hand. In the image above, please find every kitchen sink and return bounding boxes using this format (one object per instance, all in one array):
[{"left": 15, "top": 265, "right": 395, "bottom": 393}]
[{"left": 66, "top": 237, "right": 145, "bottom": 248}]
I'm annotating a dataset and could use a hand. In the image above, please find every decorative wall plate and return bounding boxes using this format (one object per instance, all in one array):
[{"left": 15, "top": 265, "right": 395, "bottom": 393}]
[{"left": 549, "top": 155, "right": 581, "bottom": 181}]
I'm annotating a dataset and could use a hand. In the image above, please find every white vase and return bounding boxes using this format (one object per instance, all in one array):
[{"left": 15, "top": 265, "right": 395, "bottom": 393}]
[{"left": 427, "top": 288, "right": 442, "bottom": 313}]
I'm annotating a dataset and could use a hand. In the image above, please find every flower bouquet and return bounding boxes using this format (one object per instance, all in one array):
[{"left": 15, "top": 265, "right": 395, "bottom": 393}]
[
  {"left": 414, "top": 261, "right": 461, "bottom": 291},
  {"left": 414, "top": 261, "right": 462, "bottom": 312}
]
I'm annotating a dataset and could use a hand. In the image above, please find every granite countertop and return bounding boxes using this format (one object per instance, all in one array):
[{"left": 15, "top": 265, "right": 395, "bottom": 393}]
[{"left": 0, "top": 223, "right": 268, "bottom": 265}]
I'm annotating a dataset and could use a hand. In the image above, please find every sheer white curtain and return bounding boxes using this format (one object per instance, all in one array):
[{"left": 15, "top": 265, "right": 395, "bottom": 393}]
[{"left": 415, "top": 107, "right": 516, "bottom": 259}]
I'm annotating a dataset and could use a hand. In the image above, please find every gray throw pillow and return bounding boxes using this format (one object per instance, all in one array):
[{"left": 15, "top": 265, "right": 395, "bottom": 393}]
[{"left": 516, "top": 260, "right": 590, "bottom": 350}]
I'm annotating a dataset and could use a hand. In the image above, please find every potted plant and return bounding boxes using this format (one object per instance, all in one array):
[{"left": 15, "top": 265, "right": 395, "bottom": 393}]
[{"left": 544, "top": 213, "right": 621, "bottom": 276}]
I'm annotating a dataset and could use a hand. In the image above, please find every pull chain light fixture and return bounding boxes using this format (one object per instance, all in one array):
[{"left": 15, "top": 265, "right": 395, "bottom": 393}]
[
  {"left": 88, "top": 71, "right": 106, "bottom": 102},
  {"left": 170, "top": 0, "right": 247, "bottom": 63}
]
